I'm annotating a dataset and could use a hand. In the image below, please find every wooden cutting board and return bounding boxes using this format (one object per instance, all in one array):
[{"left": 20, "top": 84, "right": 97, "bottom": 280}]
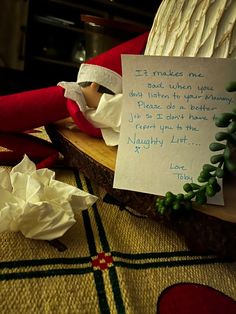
[{"left": 46, "top": 118, "right": 236, "bottom": 223}]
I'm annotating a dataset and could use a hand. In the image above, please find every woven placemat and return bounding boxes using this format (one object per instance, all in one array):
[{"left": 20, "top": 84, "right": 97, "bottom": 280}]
[{"left": 0, "top": 129, "right": 236, "bottom": 313}]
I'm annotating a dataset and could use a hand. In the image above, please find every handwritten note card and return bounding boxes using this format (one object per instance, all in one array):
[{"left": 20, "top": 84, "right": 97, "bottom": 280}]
[{"left": 113, "top": 55, "right": 236, "bottom": 205}]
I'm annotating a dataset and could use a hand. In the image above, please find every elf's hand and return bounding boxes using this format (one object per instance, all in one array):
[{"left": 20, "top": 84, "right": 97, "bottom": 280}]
[{"left": 81, "top": 82, "right": 102, "bottom": 109}]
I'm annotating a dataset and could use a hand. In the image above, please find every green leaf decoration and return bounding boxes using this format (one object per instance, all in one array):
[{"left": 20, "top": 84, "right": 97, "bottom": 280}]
[{"left": 154, "top": 81, "right": 236, "bottom": 216}]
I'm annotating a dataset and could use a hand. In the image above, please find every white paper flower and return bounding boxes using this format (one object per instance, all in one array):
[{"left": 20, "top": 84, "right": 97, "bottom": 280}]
[{"left": 0, "top": 155, "right": 97, "bottom": 240}]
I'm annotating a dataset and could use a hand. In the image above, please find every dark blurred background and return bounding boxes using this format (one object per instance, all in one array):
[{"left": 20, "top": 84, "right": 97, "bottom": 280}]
[{"left": 0, "top": 0, "right": 161, "bottom": 95}]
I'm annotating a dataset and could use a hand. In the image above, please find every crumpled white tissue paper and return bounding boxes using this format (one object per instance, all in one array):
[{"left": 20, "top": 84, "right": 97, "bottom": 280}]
[
  {"left": 58, "top": 81, "right": 122, "bottom": 146},
  {"left": 0, "top": 155, "right": 98, "bottom": 240}
]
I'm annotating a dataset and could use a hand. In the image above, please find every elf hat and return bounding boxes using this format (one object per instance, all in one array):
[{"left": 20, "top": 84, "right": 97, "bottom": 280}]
[
  {"left": 77, "top": 31, "right": 150, "bottom": 94},
  {"left": 66, "top": 31, "right": 150, "bottom": 138}
]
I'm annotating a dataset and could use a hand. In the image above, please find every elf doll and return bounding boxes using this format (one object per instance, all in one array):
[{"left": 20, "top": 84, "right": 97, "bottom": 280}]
[{"left": 0, "top": 32, "right": 149, "bottom": 168}]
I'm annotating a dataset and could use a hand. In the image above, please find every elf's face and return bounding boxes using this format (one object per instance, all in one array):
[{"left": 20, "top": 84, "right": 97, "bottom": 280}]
[
  {"left": 80, "top": 82, "right": 115, "bottom": 109},
  {"left": 81, "top": 82, "right": 102, "bottom": 109}
]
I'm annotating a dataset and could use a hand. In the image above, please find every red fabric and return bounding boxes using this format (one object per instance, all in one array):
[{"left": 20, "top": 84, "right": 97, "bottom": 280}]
[
  {"left": 0, "top": 86, "right": 68, "bottom": 132},
  {"left": 157, "top": 283, "right": 236, "bottom": 314},
  {"left": 66, "top": 99, "right": 102, "bottom": 138},
  {"left": 0, "top": 132, "right": 59, "bottom": 169},
  {"left": 86, "top": 31, "right": 149, "bottom": 76},
  {"left": 0, "top": 33, "right": 149, "bottom": 167}
]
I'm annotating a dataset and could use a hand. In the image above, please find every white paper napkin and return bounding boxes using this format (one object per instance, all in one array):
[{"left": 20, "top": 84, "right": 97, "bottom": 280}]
[
  {"left": 85, "top": 93, "right": 122, "bottom": 146},
  {"left": 0, "top": 155, "right": 97, "bottom": 240}
]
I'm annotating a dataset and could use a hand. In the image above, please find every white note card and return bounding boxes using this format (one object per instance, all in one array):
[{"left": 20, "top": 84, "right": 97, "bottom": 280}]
[{"left": 113, "top": 55, "right": 236, "bottom": 205}]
